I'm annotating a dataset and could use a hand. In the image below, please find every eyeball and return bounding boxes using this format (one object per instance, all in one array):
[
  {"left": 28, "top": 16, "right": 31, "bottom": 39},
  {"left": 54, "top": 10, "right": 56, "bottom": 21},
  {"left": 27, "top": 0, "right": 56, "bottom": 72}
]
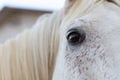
[{"left": 66, "top": 29, "right": 86, "bottom": 45}]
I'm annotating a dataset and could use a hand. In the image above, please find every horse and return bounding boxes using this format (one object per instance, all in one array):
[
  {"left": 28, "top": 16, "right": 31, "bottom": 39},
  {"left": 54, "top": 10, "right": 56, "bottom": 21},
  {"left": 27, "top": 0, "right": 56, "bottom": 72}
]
[{"left": 0, "top": 0, "right": 120, "bottom": 80}]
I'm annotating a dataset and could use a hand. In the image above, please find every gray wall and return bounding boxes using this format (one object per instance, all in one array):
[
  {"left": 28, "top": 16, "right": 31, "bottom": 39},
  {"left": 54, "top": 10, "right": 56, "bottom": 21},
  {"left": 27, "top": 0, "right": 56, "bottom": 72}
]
[{"left": 0, "top": 8, "right": 49, "bottom": 43}]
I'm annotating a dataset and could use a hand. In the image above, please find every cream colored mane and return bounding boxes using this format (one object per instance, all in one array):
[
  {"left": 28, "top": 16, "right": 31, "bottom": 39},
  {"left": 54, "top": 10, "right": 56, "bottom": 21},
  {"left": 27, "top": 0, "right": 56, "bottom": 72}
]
[
  {"left": 0, "top": 0, "right": 120, "bottom": 80},
  {"left": 0, "top": 12, "right": 62, "bottom": 80}
]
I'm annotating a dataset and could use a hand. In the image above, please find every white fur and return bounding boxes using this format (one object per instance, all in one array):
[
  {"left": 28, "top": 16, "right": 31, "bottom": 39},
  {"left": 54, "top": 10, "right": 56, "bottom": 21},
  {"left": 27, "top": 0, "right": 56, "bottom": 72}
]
[{"left": 53, "top": 1, "right": 120, "bottom": 80}]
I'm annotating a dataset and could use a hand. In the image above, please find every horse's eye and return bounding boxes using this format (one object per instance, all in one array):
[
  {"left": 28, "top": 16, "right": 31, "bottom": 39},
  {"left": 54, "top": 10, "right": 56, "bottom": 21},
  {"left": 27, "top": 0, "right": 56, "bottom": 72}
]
[{"left": 66, "top": 29, "right": 86, "bottom": 45}]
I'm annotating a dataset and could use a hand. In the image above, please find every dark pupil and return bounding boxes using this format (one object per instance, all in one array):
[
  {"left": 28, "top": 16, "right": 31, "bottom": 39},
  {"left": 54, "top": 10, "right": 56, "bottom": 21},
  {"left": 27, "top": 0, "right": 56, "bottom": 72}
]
[
  {"left": 66, "top": 29, "right": 85, "bottom": 45},
  {"left": 68, "top": 32, "right": 80, "bottom": 43}
]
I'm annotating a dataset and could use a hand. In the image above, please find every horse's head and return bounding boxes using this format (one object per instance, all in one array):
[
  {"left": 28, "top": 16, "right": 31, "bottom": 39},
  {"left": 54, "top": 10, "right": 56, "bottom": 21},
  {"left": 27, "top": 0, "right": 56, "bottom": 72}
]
[{"left": 53, "top": 0, "right": 120, "bottom": 80}]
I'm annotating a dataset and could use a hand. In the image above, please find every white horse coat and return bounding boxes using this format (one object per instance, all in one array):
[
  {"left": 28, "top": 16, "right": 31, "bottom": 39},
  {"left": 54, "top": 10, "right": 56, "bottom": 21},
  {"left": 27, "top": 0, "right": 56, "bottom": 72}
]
[{"left": 53, "top": 1, "right": 120, "bottom": 80}]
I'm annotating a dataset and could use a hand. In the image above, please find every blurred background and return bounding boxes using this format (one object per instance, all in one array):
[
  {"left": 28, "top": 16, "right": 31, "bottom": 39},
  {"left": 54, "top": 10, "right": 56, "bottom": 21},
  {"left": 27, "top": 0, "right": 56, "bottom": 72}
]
[{"left": 0, "top": 0, "right": 65, "bottom": 43}]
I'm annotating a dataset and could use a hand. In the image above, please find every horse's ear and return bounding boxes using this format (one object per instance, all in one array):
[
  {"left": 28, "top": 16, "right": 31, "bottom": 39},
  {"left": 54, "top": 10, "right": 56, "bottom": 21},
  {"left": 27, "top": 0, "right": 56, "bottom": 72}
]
[{"left": 64, "top": 0, "right": 76, "bottom": 15}]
